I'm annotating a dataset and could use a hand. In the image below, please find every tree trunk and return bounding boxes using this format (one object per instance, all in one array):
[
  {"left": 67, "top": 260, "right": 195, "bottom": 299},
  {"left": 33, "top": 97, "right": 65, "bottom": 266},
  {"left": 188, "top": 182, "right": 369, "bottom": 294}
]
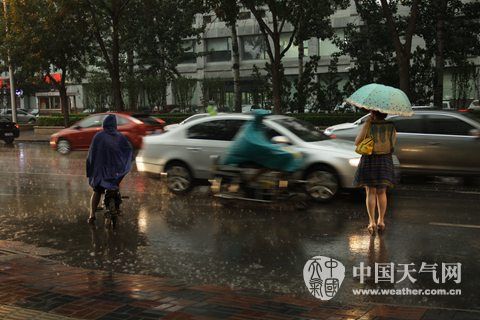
[
  {"left": 272, "top": 36, "right": 282, "bottom": 115},
  {"left": 230, "top": 24, "right": 241, "bottom": 113},
  {"left": 59, "top": 85, "right": 69, "bottom": 128},
  {"left": 433, "top": 0, "right": 446, "bottom": 108},
  {"left": 111, "top": 17, "right": 124, "bottom": 111},
  {"left": 398, "top": 54, "right": 411, "bottom": 99},
  {"left": 127, "top": 49, "right": 137, "bottom": 111},
  {"left": 297, "top": 40, "right": 305, "bottom": 113}
]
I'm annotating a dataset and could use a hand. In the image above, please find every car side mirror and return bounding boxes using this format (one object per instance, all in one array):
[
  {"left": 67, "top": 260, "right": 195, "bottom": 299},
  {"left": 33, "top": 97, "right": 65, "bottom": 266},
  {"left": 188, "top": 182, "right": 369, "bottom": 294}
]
[
  {"left": 271, "top": 135, "right": 291, "bottom": 145},
  {"left": 469, "top": 129, "right": 480, "bottom": 138},
  {"left": 73, "top": 125, "right": 82, "bottom": 130}
]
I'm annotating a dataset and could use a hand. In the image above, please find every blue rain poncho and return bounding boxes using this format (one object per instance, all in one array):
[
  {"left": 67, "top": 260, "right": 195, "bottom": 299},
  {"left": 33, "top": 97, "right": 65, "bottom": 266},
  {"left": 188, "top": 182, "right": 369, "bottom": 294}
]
[
  {"left": 86, "top": 114, "right": 133, "bottom": 190},
  {"left": 222, "top": 110, "right": 303, "bottom": 172}
]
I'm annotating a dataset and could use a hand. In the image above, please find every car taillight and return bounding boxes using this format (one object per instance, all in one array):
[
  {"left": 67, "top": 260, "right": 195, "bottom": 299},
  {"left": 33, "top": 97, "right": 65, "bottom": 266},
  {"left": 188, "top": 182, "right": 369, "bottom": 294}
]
[
  {"left": 330, "top": 134, "right": 337, "bottom": 139},
  {"left": 14, "top": 124, "right": 19, "bottom": 129}
]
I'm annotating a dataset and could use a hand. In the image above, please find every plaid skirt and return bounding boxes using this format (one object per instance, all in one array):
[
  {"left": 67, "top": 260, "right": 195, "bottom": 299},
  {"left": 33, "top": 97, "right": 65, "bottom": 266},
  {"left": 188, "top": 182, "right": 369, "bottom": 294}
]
[{"left": 354, "top": 153, "right": 396, "bottom": 188}]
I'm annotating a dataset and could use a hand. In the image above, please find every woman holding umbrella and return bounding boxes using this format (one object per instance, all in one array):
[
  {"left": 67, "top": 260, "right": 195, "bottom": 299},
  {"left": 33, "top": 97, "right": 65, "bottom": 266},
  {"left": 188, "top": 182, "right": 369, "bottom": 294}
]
[{"left": 346, "top": 84, "right": 413, "bottom": 235}]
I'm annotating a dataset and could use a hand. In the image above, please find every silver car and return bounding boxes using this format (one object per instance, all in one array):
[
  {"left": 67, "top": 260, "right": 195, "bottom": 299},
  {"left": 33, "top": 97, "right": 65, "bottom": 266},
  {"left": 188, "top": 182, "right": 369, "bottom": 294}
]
[
  {"left": 136, "top": 114, "right": 365, "bottom": 202},
  {"left": 325, "top": 110, "right": 480, "bottom": 176},
  {"left": 0, "top": 109, "right": 36, "bottom": 124}
]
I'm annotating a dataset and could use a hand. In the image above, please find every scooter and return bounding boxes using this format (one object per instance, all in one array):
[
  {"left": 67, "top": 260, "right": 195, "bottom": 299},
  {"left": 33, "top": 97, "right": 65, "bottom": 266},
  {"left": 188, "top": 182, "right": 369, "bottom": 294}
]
[{"left": 209, "top": 156, "right": 310, "bottom": 210}]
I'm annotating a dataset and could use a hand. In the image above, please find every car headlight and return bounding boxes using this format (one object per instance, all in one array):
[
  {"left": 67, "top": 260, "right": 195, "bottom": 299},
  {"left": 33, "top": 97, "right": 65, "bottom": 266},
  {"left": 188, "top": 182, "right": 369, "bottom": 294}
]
[{"left": 349, "top": 158, "right": 361, "bottom": 167}]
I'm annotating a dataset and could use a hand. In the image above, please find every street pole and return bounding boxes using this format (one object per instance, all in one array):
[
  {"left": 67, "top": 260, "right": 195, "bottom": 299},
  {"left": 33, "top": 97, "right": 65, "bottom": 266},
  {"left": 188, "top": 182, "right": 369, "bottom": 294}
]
[{"left": 2, "top": 0, "right": 17, "bottom": 124}]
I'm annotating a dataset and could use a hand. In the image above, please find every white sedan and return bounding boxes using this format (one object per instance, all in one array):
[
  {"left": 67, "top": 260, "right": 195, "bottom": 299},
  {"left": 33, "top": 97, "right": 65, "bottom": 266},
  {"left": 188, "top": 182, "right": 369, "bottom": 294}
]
[{"left": 136, "top": 114, "right": 364, "bottom": 202}]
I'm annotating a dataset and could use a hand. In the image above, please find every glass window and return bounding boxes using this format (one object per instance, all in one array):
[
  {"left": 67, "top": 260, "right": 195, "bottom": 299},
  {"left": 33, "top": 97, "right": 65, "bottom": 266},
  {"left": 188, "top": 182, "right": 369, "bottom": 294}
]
[
  {"left": 319, "top": 29, "right": 344, "bottom": 56},
  {"left": 424, "top": 115, "right": 475, "bottom": 136},
  {"left": 180, "top": 40, "right": 196, "bottom": 64},
  {"left": 78, "top": 115, "right": 105, "bottom": 128},
  {"left": 391, "top": 115, "right": 424, "bottom": 133},
  {"left": 116, "top": 115, "right": 130, "bottom": 126},
  {"left": 273, "top": 118, "right": 328, "bottom": 142},
  {"left": 280, "top": 33, "right": 308, "bottom": 59},
  {"left": 206, "top": 38, "right": 231, "bottom": 62},
  {"left": 242, "top": 35, "right": 267, "bottom": 60},
  {"left": 187, "top": 119, "right": 246, "bottom": 141},
  {"left": 238, "top": 12, "right": 251, "bottom": 20}
]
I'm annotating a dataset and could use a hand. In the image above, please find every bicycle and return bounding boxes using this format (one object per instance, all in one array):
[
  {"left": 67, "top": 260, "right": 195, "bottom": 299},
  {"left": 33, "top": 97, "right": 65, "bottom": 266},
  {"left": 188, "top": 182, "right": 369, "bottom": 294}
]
[{"left": 103, "top": 190, "right": 128, "bottom": 228}]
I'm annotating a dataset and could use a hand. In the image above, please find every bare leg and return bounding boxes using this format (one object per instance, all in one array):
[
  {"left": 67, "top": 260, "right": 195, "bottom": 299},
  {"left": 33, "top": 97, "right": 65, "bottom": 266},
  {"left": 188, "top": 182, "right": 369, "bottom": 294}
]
[
  {"left": 365, "top": 186, "right": 377, "bottom": 234},
  {"left": 376, "top": 187, "right": 387, "bottom": 231},
  {"left": 89, "top": 191, "right": 102, "bottom": 222}
]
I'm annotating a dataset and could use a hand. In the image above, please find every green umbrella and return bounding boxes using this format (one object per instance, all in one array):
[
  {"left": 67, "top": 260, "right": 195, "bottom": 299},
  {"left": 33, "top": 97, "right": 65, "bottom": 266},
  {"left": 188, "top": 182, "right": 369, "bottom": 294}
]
[{"left": 345, "top": 83, "right": 413, "bottom": 116}]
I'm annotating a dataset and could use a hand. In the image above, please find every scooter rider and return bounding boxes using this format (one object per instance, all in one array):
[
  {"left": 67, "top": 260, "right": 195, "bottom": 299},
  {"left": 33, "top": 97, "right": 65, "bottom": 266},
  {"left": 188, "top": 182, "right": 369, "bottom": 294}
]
[
  {"left": 222, "top": 109, "right": 303, "bottom": 177},
  {"left": 86, "top": 114, "right": 133, "bottom": 224}
]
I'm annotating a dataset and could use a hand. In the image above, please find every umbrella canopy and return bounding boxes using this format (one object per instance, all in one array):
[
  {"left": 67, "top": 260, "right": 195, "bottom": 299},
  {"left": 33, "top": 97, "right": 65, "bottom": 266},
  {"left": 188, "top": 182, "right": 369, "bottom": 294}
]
[{"left": 345, "top": 83, "right": 413, "bottom": 116}]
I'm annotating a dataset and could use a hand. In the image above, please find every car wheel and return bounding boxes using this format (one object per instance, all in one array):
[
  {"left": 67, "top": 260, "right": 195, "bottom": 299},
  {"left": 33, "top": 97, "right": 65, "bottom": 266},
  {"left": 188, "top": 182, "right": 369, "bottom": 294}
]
[
  {"left": 305, "top": 166, "right": 339, "bottom": 202},
  {"left": 165, "top": 163, "right": 193, "bottom": 194},
  {"left": 57, "top": 139, "right": 71, "bottom": 155},
  {"left": 4, "top": 137, "right": 14, "bottom": 145}
]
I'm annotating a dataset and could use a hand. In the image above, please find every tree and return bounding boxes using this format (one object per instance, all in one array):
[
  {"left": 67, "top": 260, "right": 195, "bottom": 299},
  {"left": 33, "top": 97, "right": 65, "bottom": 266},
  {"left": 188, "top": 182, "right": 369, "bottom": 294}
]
[
  {"left": 241, "top": 0, "right": 347, "bottom": 114},
  {"left": 336, "top": 0, "right": 406, "bottom": 95},
  {"left": 418, "top": 0, "right": 480, "bottom": 107},
  {"left": 133, "top": 0, "right": 205, "bottom": 110},
  {"left": 294, "top": 1, "right": 348, "bottom": 113},
  {"left": 379, "top": 0, "right": 420, "bottom": 98},
  {"left": 86, "top": 0, "right": 134, "bottom": 111},
  {"left": 4, "top": 0, "right": 92, "bottom": 127},
  {"left": 172, "top": 76, "right": 197, "bottom": 112},
  {"left": 209, "top": 0, "right": 242, "bottom": 112}
]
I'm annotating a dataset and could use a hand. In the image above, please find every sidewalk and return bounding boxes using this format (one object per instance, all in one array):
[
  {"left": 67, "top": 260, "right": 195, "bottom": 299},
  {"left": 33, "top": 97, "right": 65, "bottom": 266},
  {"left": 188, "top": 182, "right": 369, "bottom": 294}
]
[
  {"left": 0, "top": 242, "right": 478, "bottom": 320},
  {"left": 15, "top": 129, "right": 50, "bottom": 143}
]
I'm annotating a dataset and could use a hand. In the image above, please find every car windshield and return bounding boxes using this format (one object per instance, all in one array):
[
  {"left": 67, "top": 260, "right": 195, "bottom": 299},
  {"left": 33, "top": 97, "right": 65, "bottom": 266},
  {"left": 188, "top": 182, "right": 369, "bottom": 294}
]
[
  {"left": 132, "top": 115, "right": 160, "bottom": 126},
  {"left": 460, "top": 112, "right": 480, "bottom": 123},
  {"left": 273, "top": 118, "right": 328, "bottom": 142}
]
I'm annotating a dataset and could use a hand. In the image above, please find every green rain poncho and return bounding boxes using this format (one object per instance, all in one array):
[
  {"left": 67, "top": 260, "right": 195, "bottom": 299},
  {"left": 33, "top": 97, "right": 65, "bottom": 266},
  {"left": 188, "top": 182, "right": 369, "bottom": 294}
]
[{"left": 222, "top": 110, "right": 303, "bottom": 172}]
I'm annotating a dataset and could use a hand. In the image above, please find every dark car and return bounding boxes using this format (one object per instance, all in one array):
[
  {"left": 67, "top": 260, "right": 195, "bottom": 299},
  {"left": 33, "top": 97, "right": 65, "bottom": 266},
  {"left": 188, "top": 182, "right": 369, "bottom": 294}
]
[
  {"left": 50, "top": 112, "right": 148, "bottom": 154},
  {"left": 0, "top": 116, "right": 20, "bottom": 144}
]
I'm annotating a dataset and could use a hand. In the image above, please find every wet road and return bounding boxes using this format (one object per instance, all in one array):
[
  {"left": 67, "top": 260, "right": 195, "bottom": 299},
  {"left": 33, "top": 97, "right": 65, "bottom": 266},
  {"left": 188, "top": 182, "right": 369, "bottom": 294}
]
[{"left": 0, "top": 143, "right": 479, "bottom": 311}]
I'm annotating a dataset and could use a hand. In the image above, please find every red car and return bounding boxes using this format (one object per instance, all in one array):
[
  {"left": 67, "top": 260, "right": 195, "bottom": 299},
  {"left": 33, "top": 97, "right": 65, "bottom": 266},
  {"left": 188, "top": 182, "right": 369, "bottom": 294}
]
[{"left": 50, "top": 112, "right": 165, "bottom": 154}]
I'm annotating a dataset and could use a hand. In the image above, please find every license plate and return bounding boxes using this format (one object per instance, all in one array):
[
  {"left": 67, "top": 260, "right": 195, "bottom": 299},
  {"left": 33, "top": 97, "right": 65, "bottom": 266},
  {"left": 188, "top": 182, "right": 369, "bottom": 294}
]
[{"left": 4, "top": 133, "right": 13, "bottom": 136}]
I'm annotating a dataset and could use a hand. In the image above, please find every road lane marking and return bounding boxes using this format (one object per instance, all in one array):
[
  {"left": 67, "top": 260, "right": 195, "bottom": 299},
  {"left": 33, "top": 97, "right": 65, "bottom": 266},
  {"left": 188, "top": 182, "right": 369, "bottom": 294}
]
[{"left": 429, "top": 222, "right": 480, "bottom": 229}]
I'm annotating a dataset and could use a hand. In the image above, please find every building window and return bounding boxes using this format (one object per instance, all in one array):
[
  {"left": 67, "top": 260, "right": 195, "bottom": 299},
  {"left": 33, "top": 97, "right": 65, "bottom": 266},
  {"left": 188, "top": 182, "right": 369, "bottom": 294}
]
[
  {"left": 280, "top": 33, "right": 309, "bottom": 59},
  {"left": 38, "top": 96, "right": 61, "bottom": 109},
  {"left": 319, "top": 28, "right": 344, "bottom": 56},
  {"left": 206, "top": 37, "right": 231, "bottom": 62},
  {"left": 238, "top": 12, "right": 251, "bottom": 20},
  {"left": 180, "top": 40, "right": 196, "bottom": 64},
  {"left": 203, "top": 15, "right": 212, "bottom": 24},
  {"left": 242, "top": 35, "right": 267, "bottom": 60}
]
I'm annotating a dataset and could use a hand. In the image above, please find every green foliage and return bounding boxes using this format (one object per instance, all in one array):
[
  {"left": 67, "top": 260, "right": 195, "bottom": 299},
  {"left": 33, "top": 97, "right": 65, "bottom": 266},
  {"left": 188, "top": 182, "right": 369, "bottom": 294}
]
[
  {"left": 172, "top": 77, "right": 197, "bottom": 112},
  {"left": 201, "top": 78, "right": 229, "bottom": 110},
  {"left": 141, "top": 75, "right": 168, "bottom": 111},
  {"left": 37, "top": 115, "right": 87, "bottom": 127},
  {"left": 83, "top": 72, "right": 112, "bottom": 111},
  {"left": 240, "top": 0, "right": 348, "bottom": 114},
  {"left": 335, "top": 0, "right": 398, "bottom": 92}
]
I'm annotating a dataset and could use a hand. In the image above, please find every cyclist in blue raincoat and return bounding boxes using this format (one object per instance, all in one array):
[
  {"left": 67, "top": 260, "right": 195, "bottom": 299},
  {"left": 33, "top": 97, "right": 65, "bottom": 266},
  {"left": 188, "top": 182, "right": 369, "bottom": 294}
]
[{"left": 86, "top": 114, "right": 132, "bottom": 224}]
